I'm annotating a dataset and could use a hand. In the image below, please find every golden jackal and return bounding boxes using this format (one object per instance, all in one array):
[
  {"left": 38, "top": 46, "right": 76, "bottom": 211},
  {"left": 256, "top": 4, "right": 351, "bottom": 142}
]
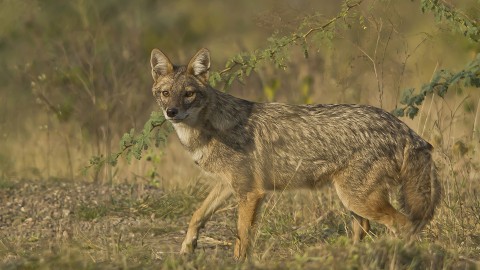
[{"left": 150, "top": 48, "right": 441, "bottom": 260}]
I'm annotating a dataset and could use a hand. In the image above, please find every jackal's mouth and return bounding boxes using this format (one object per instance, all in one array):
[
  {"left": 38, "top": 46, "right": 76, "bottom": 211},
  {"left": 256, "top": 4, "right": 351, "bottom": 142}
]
[{"left": 167, "top": 114, "right": 189, "bottom": 123}]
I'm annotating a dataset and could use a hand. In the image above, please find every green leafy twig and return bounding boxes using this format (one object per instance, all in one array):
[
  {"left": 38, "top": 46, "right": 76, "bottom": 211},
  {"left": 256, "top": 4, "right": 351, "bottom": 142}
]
[
  {"left": 392, "top": 0, "right": 479, "bottom": 119},
  {"left": 83, "top": 111, "right": 170, "bottom": 173},
  {"left": 210, "top": 0, "right": 364, "bottom": 89},
  {"left": 421, "top": 0, "right": 479, "bottom": 42},
  {"left": 393, "top": 54, "right": 480, "bottom": 119}
]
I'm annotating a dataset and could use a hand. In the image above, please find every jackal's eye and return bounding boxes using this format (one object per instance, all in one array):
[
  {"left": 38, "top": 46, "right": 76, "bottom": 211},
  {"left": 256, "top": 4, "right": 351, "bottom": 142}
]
[
  {"left": 161, "top": 91, "right": 170, "bottom": 97},
  {"left": 185, "top": 91, "right": 195, "bottom": 98}
]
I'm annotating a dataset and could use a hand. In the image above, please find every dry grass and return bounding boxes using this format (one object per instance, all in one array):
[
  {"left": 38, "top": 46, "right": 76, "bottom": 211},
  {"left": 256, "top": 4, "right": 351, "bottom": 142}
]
[{"left": 1, "top": 139, "right": 479, "bottom": 269}]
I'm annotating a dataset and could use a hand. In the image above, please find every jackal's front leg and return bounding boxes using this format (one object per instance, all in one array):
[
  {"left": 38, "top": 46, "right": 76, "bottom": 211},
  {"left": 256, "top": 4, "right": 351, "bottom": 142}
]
[
  {"left": 234, "top": 191, "right": 265, "bottom": 261},
  {"left": 180, "top": 183, "right": 233, "bottom": 254}
]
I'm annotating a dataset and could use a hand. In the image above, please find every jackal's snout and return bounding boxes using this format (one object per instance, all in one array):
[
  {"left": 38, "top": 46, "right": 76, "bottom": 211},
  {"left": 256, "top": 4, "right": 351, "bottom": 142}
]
[
  {"left": 163, "top": 107, "right": 189, "bottom": 123},
  {"left": 166, "top": 107, "right": 178, "bottom": 118}
]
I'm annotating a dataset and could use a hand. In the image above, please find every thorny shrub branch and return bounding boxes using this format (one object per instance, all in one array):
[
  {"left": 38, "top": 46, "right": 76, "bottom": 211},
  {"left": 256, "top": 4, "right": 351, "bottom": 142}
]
[
  {"left": 392, "top": 1, "right": 480, "bottom": 119},
  {"left": 214, "top": 1, "right": 364, "bottom": 89},
  {"left": 393, "top": 54, "right": 480, "bottom": 119},
  {"left": 84, "top": 111, "right": 169, "bottom": 173},
  {"left": 85, "top": 0, "right": 364, "bottom": 173},
  {"left": 421, "top": 0, "right": 479, "bottom": 42}
]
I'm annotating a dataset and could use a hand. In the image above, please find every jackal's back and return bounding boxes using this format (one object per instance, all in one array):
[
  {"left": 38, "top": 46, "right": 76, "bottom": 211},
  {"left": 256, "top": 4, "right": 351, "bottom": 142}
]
[{"left": 241, "top": 102, "right": 432, "bottom": 190}]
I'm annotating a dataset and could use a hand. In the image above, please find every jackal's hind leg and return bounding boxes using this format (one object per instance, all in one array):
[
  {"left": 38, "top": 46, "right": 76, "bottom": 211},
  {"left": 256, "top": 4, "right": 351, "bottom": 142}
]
[
  {"left": 180, "top": 183, "right": 233, "bottom": 254},
  {"left": 343, "top": 188, "right": 411, "bottom": 237},
  {"left": 335, "top": 168, "right": 412, "bottom": 238},
  {"left": 351, "top": 211, "right": 370, "bottom": 243}
]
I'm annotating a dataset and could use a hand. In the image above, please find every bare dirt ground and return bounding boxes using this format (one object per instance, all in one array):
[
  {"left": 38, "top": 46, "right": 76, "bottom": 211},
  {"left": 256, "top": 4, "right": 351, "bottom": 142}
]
[{"left": 0, "top": 179, "right": 239, "bottom": 269}]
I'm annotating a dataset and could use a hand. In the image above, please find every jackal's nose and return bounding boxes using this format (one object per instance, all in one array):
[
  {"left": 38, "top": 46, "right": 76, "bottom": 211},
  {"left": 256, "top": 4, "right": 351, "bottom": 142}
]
[{"left": 166, "top": 108, "right": 178, "bottom": 118}]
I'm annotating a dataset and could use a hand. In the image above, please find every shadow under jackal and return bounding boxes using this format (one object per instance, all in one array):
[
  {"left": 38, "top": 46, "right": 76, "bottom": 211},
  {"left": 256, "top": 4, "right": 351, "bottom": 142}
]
[{"left": 150, "top": 48, "right": 441, "bottom": 260}]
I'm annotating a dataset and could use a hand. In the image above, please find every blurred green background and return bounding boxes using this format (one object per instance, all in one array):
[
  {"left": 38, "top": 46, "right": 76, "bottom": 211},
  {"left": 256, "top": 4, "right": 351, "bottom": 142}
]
[{"left": 0, "top": 0, "right": 478, "bottom": 183}]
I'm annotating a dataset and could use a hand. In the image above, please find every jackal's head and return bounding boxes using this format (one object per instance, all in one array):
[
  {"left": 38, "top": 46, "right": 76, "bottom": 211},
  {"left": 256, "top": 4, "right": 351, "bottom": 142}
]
[{"left": 150, "top": 48, "right": 211, "bottom": 124}]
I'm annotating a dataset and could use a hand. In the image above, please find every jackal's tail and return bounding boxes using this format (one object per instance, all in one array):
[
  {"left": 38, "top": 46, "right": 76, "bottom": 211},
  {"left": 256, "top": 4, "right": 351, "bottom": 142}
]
[{"left": 399, "top": 144, "right": 441, "bottom": 234}]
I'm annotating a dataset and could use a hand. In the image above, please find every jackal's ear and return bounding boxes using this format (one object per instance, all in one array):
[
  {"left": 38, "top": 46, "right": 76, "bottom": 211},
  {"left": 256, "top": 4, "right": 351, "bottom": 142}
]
[
  {"left": 187, "top": 48, "right": 210, "bottom": 82},
  {"left": 151, "top": 49, "right": 173, "bottom": 81}
]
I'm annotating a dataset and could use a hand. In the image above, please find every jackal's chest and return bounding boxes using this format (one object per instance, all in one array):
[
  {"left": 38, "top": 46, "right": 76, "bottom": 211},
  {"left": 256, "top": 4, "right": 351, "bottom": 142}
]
[
  {"left": 172, "top": 123, "right": 211, "bottom": 166},
  {"left": 172, "top": 123, "right": 197, "bottom": 146}
]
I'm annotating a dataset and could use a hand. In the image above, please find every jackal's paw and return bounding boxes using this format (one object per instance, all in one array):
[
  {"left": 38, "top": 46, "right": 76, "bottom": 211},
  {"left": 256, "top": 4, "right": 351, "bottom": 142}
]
[
  {"left": 180, "top": 238, "right": 197, "bottom": 254},
  {"left": 233, "top": 238, "right": 246, "bottom": 261}
]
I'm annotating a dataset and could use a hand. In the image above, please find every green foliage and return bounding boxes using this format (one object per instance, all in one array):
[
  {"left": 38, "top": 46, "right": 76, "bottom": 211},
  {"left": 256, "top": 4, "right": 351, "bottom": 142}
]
[
  {"left": 421, "top": 0, "right": 479, "bottom": 42},
  {"left": 393, "top": 54, "right": 480, "bottom": 119},
  {"left": 84, "top": 111, "right": 170, "bottom": 173},
  {"left": 393, "top": 1, "right": 480, "bottom": 119},
  {"left": 209, "top": 0, "right": 364, "bottom": 90}
]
